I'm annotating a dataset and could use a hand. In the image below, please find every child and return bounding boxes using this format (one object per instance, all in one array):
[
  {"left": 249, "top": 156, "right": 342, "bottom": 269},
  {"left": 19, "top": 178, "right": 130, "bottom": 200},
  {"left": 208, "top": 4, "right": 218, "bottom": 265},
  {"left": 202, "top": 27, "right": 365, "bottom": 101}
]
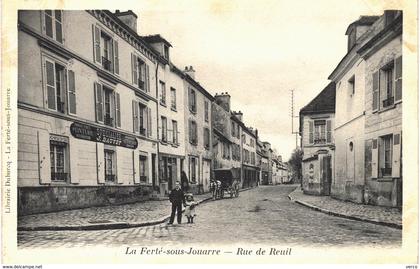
[{"left": 184, "top": 193, "right": 197, "bottom": 224}]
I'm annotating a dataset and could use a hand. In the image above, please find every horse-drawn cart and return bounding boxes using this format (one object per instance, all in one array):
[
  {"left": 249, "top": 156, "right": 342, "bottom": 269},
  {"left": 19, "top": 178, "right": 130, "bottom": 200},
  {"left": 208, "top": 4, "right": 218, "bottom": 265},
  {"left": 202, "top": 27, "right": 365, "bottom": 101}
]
[{"left": 211, "top": 168, "right": 240, "bottom": 199}]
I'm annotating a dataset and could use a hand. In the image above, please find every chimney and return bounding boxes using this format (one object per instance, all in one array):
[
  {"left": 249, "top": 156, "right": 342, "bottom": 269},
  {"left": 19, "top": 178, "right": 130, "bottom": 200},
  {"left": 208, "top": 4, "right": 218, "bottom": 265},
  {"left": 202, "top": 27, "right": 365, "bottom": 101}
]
[
  {"left": 234, "top": 110, "right": 243, "bottom": 122},
  {"left": 214, "top": 92, "right": 231, "bottom": 112},
  {"left": 184, "top": 66, "right": 196, "bottom": 80},
  {"left": 114, "top": 10, "right": 138, "bottom": 33}
]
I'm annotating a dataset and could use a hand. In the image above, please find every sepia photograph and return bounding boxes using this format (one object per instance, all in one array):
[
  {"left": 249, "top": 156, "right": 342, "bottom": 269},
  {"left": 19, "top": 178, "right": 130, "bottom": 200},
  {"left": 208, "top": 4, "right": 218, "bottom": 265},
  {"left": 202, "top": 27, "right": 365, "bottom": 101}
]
[{"left": 1, "top": 0, "right": 418, "bottom": 266}]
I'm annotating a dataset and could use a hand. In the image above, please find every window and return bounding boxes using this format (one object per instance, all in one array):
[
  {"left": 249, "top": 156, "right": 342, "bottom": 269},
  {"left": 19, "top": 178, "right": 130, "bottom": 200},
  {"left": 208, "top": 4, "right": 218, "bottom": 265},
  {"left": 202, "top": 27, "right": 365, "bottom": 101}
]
[
  {"left": 170, "top": 88, "right": 177, "bottom": 110},
  {"left": 164, "top": 45, "right": 170, "bottom": 61},
  {"left": 348, "top": 75, "right": 355, "bottom": 96},
  {"left": 133, "top": 101, "right": 151, "bottom": 137},
  {"left": 189, "top": 120, "right": 197, "bottom": 145},
  {"left": 231, "top": 121, "right": 235, "bottom": 137},
  {"left": 189, "top": 156, "right": 198, "bottom": 183},
  {"left": 172, "top": 120, "right": 178, "bottom": 144},
  {"left": 131, "top": 54, "right": 149, "bottom": 91},
  {"left": 104, "top": 149, "right": 116, "bottom": 182},
  {"left": 161, "top": 116, "right": 167, "bottom": 142},
  {"left": 93, "top": 25, "right": 119, "bottom": 74},
  {"left": 204, "top": 101, "right": 209, "bottom": 122},
  {"left": 204, "top": 128, "right": 210, "bottom": 149},
  {"left": 159, "top": 81, "right": 166, "bottom": 105},
  {"left": 347, "top": 28, "right": 356, "bottom": 51},
  {"left": 139, "top": 103, "right": 147, "bottom": 136},
  {"left": 94, "top": 83, "right": 120, "bottom": 127},
  {"left": 44, "top": 58, "right": 76, "bottom": 114},
  {"left": 222, "top": 142, "right": 230, "bottom": 160},
  {"left": 309, "top": 119, "right": 331, "bottom": 144},
  {"left": 379, "top": 135, "right": 393, "bottom": 177},
  {"left": 382, "top": 63, "right": 394, "bottom": 107},
  {"left": 43, "top": 10, "right": 63, "bottom": 43},
  {"left": 139, "top": 155, "right": 148, "bottom": 182},
  {"left": 189, "top": 88, "right": 196, "bottom": 113},
  {"left": 50, "top": 136, "right": 68, "bottom": 181}
]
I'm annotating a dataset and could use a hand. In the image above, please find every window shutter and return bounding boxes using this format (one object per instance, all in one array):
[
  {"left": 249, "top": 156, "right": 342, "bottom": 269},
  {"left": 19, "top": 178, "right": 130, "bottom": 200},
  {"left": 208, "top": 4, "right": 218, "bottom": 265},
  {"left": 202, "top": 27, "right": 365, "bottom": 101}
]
[
  {"left": 115, "top": 92, "right": 121, "bottom": 127},
  {"left": 371, "top": 138, "right": 378, "bottom": 178},
  {"left": 133, "top": 151, "right": 140, "bottom": 184},
  {"left": 132, "top": 54, "right": 138, "bottom": 85},
  {"left": 189, "top": 120, "right": 192, "bottom": 143},
  {"left": 45, "top": 60, "right": 56, "bottom": 110},
  {"left": 94, "top": 82, "right": 104, "bottom": 123},
  {"left": 93, "top": 25, "right": 101, "bottom": 63},
  {"left": 145, "top": 64, "right": 150, "bottom": 92},
  {"left": 116, "top": 147, "right": 124, "bottom": 184},
  {"left": 96, "top": 142, "right": 105, "bottom": 184},
  {"left": 68, "top": 70, "right": 76, "bottom": 114},
  {"left": 54, "top": 10, "right": 63, "bottom": 43},
  {"left": 372, "top": 71, "right": 379, "bottom": 111},
  {"left": 38, "top": 130, "right": 51, "bottom": 184},
  {"left": 395, "top": 56, "right": 402, "bottom": 102},
  {"left": 132, "top": 100, "right": 139, "bottom": 133},
  {"left": 113, "top": 40, "right": 119, "bottom": 75},
  {"left": 326, "top": 120, "right": 332, "bottom": 143},
  {"left": 392, "top": 132, "right": 401, "bottom": 178},
  {"left": 309, "top": 121, "right": 314, "bottom": 144},
  {"left": 44, "top": 11, "right": 53, "bottom": 38},
  {"left": 69, "top": 137, "right": 79, "bottom": 184},
  {"left": 147, "top": 107, "right": 152, "bottom": 137}
]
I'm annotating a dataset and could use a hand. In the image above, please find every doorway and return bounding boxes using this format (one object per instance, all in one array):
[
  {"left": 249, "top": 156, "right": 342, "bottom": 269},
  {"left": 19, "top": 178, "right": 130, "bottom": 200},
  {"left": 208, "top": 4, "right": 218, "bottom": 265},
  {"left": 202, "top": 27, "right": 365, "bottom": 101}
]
[{"left": 321, "top": 155, "right": 332, "bottom": 195}]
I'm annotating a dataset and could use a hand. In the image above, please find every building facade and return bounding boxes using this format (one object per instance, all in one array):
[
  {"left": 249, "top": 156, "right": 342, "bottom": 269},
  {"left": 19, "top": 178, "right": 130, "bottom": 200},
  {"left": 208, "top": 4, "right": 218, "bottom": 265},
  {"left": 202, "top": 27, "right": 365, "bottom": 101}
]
[
  {"left": 299, "top": 82, "right": 336, "bottom": 195},
  {"left": 18, "top": 10, "right": 161, "bottom": 215},
  {"left": 241, "top": 126, "right": 259, "bottom": 188},
  {"left": 183, "top": 68, "right": 214, "bottom": 194}
]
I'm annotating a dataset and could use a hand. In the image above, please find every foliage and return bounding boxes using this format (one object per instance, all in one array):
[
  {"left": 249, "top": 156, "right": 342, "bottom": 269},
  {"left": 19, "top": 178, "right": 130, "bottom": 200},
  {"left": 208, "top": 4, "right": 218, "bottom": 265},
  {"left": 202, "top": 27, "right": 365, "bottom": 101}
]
[{"left": 288, "top": 148, "right": 303, "bottom": 183}]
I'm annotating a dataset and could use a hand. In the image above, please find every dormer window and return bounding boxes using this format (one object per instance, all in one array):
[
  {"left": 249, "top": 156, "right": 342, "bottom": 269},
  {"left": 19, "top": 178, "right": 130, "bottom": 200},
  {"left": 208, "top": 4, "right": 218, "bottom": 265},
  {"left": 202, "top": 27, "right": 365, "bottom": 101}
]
[
  {"left": 348, "top": 28, "right": 356, "bottom": 51},
  {"left": 164, "top": 45, "right": 170, "bottom": 61}
]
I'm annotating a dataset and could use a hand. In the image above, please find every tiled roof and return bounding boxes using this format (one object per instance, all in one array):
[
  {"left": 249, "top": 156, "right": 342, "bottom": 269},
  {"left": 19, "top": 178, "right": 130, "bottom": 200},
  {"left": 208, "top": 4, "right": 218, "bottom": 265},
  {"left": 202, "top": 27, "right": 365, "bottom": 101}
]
[
  {"left": 142, "top": 34, "right": 173, "bottom": 47},
  {"left": 300, "top": 82, "right": 336, "bottom": 115},
  {"left": 345, "top": 15, "right": 380, "bottom": 34}
]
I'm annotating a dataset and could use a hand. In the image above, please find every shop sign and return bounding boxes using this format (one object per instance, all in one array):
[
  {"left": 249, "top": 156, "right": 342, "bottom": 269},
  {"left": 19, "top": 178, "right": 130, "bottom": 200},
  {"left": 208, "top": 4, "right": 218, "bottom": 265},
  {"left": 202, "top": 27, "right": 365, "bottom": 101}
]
[{"left": 70, "top": 122, "right": 138, "bottom": 149}]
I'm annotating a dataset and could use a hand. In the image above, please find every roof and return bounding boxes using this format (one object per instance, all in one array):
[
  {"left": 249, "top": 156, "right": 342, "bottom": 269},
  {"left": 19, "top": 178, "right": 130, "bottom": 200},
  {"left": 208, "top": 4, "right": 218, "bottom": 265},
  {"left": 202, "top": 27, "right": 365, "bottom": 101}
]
[
  {"left": 345, "top": 16, "right": 379, "bottom": 34},
  {"left": 142, "top": 34, "right": 173, "bottom": 47},
  {"left": 299, "top": 82, "right": 336, "bottom": 115}
]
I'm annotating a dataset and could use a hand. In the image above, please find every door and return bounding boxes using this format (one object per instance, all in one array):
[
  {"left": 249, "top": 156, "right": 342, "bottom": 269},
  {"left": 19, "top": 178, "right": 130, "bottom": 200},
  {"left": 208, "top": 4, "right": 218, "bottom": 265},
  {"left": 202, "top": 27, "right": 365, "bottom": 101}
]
[
  {"left": 321, "top": 155, "right": 332, "bottom": 195},
  {"left": 202, "top": 160, "right": 211, "bottom": 192},
  {"left": 152, "top": 154, "right": 156, "bottom": 189}
]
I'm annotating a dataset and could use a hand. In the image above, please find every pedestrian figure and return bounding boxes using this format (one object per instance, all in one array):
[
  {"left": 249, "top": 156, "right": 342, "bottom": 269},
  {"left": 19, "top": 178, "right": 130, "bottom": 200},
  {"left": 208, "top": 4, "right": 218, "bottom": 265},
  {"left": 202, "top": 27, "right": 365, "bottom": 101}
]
[
  {"left": 181, "top": 171, "right": 189, "bottom": 192},
  {"left": 168, "top": 181, "right": 186, "bottom": 225},
  {"left": 184, "top": 193, "right": 197, "bottom": 224}
]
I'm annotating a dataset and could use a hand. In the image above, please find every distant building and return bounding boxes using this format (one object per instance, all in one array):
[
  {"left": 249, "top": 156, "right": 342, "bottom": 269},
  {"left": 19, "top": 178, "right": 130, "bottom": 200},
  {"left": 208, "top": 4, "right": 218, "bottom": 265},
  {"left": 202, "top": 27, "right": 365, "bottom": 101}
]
[{"left": 299, "top": 82, "right": 336, "bottom": 195}]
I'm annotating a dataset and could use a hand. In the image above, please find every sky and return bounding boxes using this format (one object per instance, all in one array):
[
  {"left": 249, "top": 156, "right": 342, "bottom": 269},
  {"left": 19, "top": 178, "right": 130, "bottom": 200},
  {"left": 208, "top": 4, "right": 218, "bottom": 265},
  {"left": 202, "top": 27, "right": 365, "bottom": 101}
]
[{"left": 133, "top": 0, "right": 391, "bottom": 160}]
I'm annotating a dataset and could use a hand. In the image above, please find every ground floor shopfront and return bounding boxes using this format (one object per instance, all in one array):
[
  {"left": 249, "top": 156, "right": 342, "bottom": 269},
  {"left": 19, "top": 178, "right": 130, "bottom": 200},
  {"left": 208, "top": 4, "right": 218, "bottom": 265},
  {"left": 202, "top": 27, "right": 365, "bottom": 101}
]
[
  {"left": 242, "top": 165, "right": 259, "bottom": 188},
  {"left": 17, "top": 108, "right": 157, "bottom": 215}
]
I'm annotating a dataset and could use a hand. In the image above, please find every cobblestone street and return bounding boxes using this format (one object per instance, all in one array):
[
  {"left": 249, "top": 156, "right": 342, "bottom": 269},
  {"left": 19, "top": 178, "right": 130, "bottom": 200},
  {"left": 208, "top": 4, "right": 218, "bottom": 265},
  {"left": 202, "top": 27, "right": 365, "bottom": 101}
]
[{"left": 18, "top": 185, "right": 401, "bottom": 248}]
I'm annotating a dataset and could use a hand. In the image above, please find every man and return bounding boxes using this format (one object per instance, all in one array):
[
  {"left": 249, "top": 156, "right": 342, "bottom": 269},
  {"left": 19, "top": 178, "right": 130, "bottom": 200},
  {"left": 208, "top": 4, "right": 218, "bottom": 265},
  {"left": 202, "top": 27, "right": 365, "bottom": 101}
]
[{"left": 168, "top": 181, "right": 186, "bottom": 224}]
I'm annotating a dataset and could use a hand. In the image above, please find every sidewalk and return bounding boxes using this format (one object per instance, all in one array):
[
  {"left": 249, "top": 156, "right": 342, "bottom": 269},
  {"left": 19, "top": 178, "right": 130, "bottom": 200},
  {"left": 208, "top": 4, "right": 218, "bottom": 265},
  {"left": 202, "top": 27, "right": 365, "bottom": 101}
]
[
  {"left": 18, "top": 188, "right": 253, "bottom": 231},
  {"left": 18, "top": 192, "right": 213, "bottom": 231},
  {"left": 288, "top": 187, "right": 402, "bottom": 229}
]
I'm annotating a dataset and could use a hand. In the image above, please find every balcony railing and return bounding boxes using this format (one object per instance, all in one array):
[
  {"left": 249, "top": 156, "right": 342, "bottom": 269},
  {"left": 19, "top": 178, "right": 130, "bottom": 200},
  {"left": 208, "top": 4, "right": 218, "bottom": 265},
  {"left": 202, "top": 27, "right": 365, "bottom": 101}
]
[
  {"left": 105, "top": 174, "right": 115, "bottom": 182},
  {"left": 383, "top": 96, "right": 394, "bottom": 108},
  {"left": 105, "top": 115, "right": 114, "bottom": 126},
  {"left": 138, "top": 79, "right": 145, "bottom": 90},
  {"left": 57, "top": 101, "right": 65, "bottom": 113},
  {"left": 102, "top": 56, "right": 112, "bottom": 72},
  {"left": 314, "top": 138, "right": 326, "bottom": 144},
  {"left": 140, "top": 175, "right": 147, "bottom": 182},
  {"left": 381, "top": 167, "right": 392, "bottom": 177},
  {"left": 140, "top": 127, "right": 146, "bottom": 136},
  {"left": 51, "top": 172, "right": 68, "bottom": 181}
]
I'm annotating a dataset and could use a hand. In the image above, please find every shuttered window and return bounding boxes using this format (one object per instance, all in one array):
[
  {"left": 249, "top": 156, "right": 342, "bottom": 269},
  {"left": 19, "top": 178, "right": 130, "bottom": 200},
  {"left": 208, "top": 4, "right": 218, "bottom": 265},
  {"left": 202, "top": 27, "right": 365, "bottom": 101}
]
[
  {"left": 132, "top": 100, "right": 139, "bottom": 133},
  {"left": 147, "top": 107, "right": 152, "bottom": 137},
  {"left": 113, "top": 40, "right": 119, "bottom": 75},
  {"left": 68, "top": 70, "right": 76, "bottom": 115},
  {"left": 94, "top": 83, "right": 104, "bottom": 123},
  {"left": 172, "top": 120, "right": 178, "bottom": 144},
  {"left": 326, "top": 120, "right": 332, "bottom": 143},
  {"left": 115, "top": 92, "right": 121, "bottom": 127},
  {"left": 161, "top": 116, "right": 167, "bottom": 142},
  {"left": 43, "top": 10, "right": 63, "bottom": 43},
  {"left": 131, "top": 54, "right": 149, "bottom": 91},
  {"left": 395, "top": 56, "right": 402, "bottom": 102},
  {"left": 92, "top": 25, "right": 119, "bottom": 74},
  {"left": 308, "top": 121, "right": 314, "bottom": 144},
  {"left": 372, "top": 71, "right": 379, "bottom": 111}
]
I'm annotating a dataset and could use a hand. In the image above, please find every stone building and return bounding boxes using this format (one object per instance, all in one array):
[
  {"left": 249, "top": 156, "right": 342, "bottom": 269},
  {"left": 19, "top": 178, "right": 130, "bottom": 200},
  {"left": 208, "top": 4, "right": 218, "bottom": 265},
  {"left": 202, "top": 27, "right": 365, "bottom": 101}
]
[
  {"left": 143, "top": 34, "right": 186, "bottom": 196},
  {"left": 183, "top": 67, "right": 214, "bottom": 194},
  {"left": 240, "top": 125, "right": 259, "bottom": 188},
  {"left": 328, "top": 10, "right": 402, "bottom": 206},
  {"left": 212, "top": 93, "right": 242, "bottom": 184},
  {"left": 18, "top": 10, "right": 161, "bottom": 215},
  {"left": 299, "top": 82, "right": 336, "bottom": 195}
]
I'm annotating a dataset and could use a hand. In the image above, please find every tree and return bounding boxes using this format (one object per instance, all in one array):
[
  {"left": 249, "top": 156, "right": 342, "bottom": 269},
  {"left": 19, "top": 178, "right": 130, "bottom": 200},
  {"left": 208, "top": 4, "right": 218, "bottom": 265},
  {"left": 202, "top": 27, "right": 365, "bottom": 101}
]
[{"left": 288, "top": 148, "right": 303, "bottom": 183}]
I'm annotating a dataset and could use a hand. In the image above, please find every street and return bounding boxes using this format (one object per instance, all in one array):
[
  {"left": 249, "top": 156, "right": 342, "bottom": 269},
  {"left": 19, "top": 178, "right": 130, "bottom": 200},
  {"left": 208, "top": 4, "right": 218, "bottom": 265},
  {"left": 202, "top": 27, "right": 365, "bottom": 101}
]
[{"left": 18, "top": 185, "right": 401, "bottom": 248}]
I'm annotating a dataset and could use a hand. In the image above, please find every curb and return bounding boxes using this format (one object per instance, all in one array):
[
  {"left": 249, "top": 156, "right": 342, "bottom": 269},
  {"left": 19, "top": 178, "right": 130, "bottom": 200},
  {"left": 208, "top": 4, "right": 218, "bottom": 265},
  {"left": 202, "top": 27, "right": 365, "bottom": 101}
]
[
  {"left": 18, "top": 187, "right": 254, "bottom": 231},
  {"left": 288, "top": 190, "right": 402, "bottom": 230}
]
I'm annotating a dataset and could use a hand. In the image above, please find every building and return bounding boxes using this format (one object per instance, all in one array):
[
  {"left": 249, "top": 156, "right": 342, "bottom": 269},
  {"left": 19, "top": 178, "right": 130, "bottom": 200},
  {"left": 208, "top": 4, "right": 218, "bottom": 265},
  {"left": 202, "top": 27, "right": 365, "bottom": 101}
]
[
  {"left": 212, "top": 93, "right": 242, "bottom": 184},
  {"left": 18, "top": 10, "right": 161, "bottom": 215},
  {"left": 299, "top": 82, "right": 336, "bottom": 195},
  {"left": 260, "top": 142, "right": 273, "bottom": 185},
  {"left": 358, "top": 11, "right": 402, "bottom": 207},
  {"left": 183, "top": 67, "right": 214, "bottom": 194},
  {"left": 142, "top": 34, "right": 186, "bottom": 196},
  {"left": 240, "top": 125, "right": 259, "bottom": 188},
  {"left": 328, "top": 10, "right": 402, "bottom": 207}
]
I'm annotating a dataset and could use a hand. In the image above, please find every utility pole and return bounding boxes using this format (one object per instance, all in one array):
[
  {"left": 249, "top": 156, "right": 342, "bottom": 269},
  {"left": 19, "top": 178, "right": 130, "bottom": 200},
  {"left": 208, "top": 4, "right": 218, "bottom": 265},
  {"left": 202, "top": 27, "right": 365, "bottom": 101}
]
[{"left": 290, "top": 90, "right": 299, "bottom": 149}]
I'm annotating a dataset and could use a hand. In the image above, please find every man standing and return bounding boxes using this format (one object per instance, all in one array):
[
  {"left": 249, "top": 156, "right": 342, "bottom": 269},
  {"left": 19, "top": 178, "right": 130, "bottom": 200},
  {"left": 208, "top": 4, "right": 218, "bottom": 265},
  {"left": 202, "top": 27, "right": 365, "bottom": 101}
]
[{"left": 168, "top": 181, "right": 186, "bottom": 224}]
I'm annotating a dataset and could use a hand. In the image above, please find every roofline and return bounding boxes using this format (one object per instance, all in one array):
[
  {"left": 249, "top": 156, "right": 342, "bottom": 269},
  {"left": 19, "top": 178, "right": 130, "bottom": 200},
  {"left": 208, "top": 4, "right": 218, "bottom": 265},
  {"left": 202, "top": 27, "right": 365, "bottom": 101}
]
[{"left": 184, "top": 74, "right": 215, "bottom": 101}]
